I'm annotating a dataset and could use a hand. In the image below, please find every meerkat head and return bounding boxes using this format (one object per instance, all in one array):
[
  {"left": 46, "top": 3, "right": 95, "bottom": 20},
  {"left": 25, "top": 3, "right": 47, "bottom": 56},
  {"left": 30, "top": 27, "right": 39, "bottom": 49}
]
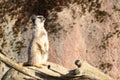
[{"left": 32, "top": 15, "right": 46, "bottom": 28}]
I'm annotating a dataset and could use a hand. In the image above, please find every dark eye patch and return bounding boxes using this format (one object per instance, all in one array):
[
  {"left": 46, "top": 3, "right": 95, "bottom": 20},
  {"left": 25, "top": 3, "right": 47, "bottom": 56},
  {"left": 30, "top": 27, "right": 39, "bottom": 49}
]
[
  {"left": 32, "top": 18, "right": 35, "bottom": 24},
  {"left": 37, "top": 16, "right": 44, "bottom": 19},
  {"left": 37, "top": 16, "right": 45, "bottom": 21}
]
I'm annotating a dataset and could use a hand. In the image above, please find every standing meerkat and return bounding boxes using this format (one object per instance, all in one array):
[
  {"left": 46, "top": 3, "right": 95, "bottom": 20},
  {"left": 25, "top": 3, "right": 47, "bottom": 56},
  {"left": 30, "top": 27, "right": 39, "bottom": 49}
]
[{"left": 27, "top": 15, "right": 49, "bottom": 67}]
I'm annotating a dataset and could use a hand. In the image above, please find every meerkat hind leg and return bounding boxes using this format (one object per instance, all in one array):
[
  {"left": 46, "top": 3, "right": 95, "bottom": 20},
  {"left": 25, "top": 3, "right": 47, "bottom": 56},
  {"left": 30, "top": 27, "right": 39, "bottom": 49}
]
[{"left": 41, "top": 53, "right": 48, "bottom": 66}]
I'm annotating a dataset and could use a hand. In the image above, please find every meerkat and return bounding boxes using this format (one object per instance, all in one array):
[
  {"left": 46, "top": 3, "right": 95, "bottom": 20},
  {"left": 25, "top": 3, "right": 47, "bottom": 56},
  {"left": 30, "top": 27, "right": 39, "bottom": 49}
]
[{"left": 27, "top": 15, "right": 49, "bottom": 67}]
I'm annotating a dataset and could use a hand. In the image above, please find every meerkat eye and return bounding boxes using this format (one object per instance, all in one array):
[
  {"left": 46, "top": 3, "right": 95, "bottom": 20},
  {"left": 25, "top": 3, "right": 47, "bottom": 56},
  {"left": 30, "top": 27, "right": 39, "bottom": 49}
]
[
  {"left": 37, "top": 16, "right": 43, "bottom": 19},
  {"left": 37, "top": 16, "right": 42, "bottom": 19}
]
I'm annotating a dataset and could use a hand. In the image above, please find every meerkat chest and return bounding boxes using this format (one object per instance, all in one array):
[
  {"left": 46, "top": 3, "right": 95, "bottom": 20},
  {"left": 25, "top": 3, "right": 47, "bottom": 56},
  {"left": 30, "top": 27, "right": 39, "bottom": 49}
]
[{"left": 34, "top": 29, "right": 47, "bottom": 40}]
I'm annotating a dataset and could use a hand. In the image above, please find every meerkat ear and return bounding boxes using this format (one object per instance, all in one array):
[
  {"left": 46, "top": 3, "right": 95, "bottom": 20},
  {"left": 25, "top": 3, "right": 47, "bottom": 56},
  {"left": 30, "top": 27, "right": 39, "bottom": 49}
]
[{"left": 43, "top": 17, "right": 46, "bottom": 22}]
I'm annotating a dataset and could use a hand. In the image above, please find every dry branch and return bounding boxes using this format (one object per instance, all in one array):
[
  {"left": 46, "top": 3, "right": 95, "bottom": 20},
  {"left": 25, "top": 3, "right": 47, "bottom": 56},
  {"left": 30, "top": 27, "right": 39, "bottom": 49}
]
[
  {"left": 0, "top": 52, "right": 42, "bottom": 79},
  {"left": 73, "top": 60, "right": 113, "bottom": 80},
  {"left": 0, "top": 53, "right": 113, "bottom": 80}
]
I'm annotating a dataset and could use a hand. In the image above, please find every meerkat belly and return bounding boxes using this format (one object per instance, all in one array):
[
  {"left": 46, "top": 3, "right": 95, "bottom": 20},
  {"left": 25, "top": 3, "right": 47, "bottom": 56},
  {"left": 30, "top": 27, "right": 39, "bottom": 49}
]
[
  {"left": 35, "top": 30, "right": 49, "bottom": 53},
  {"left": 28, "top": 41, "right": 41, "bottom": 64},
  {"left": 30, "top": 33, "right": 48, "bottom": 64}
]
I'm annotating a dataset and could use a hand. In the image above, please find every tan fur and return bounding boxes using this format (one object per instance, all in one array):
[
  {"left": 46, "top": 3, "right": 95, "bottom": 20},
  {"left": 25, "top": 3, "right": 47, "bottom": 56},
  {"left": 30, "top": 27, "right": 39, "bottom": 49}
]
[
  {"left": 27, "top": 15, "right": 49, "bottom": 67},
  {"left": 39, "top": 31, "right": 46, "bottom": 38}
]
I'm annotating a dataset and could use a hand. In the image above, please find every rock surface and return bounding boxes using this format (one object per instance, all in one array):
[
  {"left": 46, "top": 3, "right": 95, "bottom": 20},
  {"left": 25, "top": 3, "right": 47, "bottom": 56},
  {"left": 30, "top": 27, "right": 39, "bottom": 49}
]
[{"left": 0, "top": 0, "right": 120, "bottom": 79}]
